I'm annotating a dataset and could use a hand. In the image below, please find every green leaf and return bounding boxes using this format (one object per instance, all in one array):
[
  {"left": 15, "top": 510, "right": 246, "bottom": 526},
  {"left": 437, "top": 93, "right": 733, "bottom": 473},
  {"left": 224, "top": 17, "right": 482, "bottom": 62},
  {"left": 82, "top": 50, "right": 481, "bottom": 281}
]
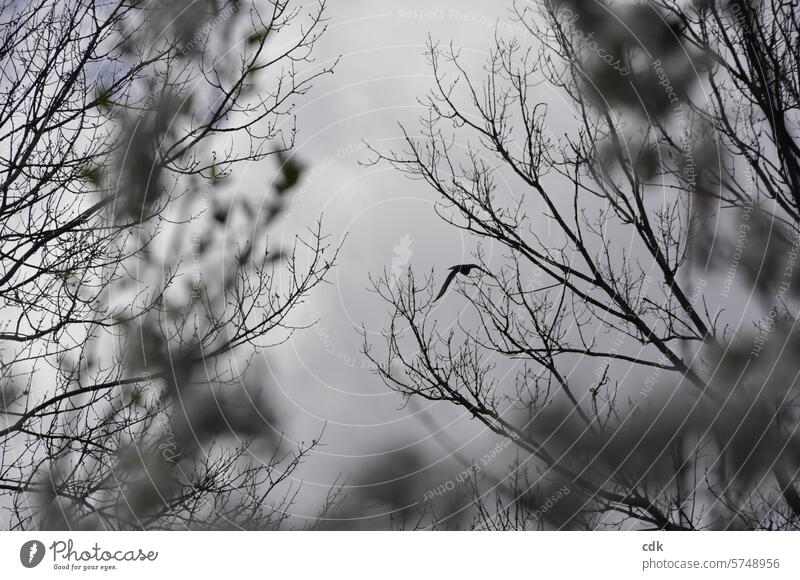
[
  {"left": 237, "top": 243, "right": 252, "bottom": 266},
  {"left": 129, "top": 387, "right": 143, "bottom": 406},
  {"left": 274, "top": 149, "right": 304, "bottom": 195},
  {"left": 96, "top": 87, "right": 111, "bottom": 110},
  {"left": 213, "top": 206, "right": 229, "bottom": 223},
  {"left": 78, "top": 165, "right": 102, "bottom": 184},
  {"left": 247, "top": 27, "right": 270, "bottom": 44}
]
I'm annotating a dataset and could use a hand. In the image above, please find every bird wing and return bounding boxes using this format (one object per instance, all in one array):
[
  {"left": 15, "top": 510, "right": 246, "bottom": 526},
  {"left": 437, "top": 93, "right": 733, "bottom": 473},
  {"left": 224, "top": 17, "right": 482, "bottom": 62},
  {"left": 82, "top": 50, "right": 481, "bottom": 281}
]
[{"left": 434, "top": 267, "right": 461, "bottom": 301}]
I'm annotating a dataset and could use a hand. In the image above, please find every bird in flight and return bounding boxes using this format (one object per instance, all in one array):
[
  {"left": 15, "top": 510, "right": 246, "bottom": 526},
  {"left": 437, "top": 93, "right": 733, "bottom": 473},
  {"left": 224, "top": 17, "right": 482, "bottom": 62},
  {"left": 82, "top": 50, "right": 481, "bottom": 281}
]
[{"left": 434, "top": 264, "right": 487, "bottom": 301}]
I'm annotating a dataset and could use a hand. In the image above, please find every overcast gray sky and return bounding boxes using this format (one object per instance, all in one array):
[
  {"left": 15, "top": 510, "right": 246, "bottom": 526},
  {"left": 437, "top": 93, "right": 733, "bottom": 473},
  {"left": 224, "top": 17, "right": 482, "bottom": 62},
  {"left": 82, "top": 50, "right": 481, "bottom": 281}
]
[{"left": 237, "top": 1, "right": 528, "bottom": 526}]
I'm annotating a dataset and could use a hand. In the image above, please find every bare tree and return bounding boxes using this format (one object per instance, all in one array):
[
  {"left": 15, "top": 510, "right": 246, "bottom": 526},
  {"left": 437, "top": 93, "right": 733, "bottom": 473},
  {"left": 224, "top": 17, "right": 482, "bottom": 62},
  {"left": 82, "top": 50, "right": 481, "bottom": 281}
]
[
  {"left": 0, "top": 0, "right": 338, "bottom": 529},
  {"left": 366, "top": 0, "right": 800, "bottom": 530}
]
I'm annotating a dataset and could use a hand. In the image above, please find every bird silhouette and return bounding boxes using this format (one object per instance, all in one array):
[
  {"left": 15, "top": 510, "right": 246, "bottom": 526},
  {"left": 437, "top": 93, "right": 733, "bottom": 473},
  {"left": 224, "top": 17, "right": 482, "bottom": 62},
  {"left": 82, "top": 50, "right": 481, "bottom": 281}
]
[{"left": 434, "top": 264, "right": 487, "bottom": 301}]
